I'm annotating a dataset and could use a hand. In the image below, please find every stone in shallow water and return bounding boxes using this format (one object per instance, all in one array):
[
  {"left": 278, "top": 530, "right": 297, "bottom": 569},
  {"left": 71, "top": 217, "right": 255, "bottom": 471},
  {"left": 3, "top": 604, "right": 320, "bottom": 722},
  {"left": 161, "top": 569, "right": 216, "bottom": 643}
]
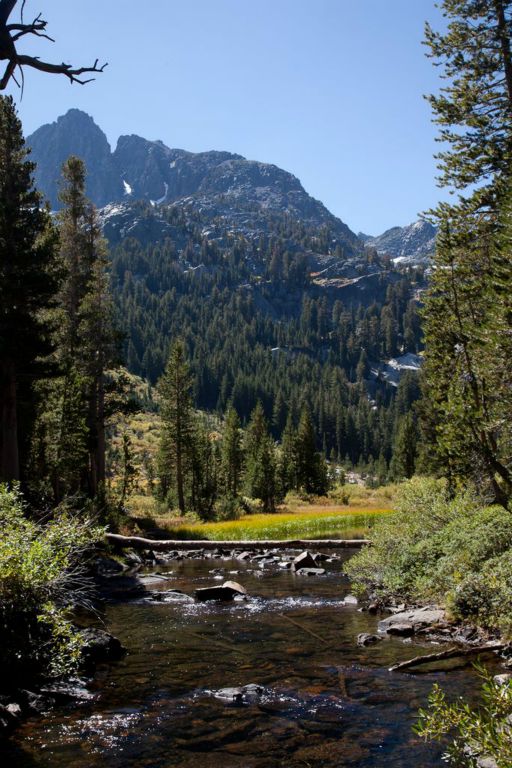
[
  {"left": 342, "top": 594, "right": 358, "bottom": 605},
  {"left": 292, "top": 551, "right": 317, "bottom": 571},
  {"left": 357, "top": 633, "right": 383, "bottom": 647},
  {"left": 194, "top": 580, "right": 247, "bottom": 601},
  {"left": 294, "top": 567, "right": 326, "bottom": 576},
  {"left": 213, "top": 683, "right": 265, "bottom": 703},
  {"left": 378, "top": 607, "right": 446, "bottom": 635}
]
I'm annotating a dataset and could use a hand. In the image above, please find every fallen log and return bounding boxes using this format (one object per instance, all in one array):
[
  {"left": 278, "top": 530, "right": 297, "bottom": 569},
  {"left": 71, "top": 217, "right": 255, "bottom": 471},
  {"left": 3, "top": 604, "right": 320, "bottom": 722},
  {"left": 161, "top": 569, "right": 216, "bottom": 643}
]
[
  {"left": 106, "top": 533, "right": 371, "bottom": 551},
  {"left": 389, "top": 642, "right": 507, "bottom": 672}
]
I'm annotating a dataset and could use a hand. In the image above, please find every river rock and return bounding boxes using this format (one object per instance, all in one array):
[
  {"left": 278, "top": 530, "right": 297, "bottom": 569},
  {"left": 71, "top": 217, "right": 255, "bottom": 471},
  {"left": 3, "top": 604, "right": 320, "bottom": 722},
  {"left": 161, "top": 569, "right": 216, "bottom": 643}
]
[
  {"left": 386, "top": 622, "right": 415, "bottom": 637},
  {"left": 0, "top": 703, "right": 20, "bottom": 739},
  {"left": 378, "top": 607, "right": 446, "bottom": 636},
  {"left": 493, "top": 673, "right": 512, "bottom": 687},
  {"left": 292, "top": 551, "right": 317, "bottom": 571},
  {"left": 295, "top": 567, "right": 326, "bottom": 576},
  {"left": 149, "top": 590, "right": 194, "bottom": 603},
  {"left": 94, "top": 555, "right": 125, "bottom": 575},
  {"left": 342, "top": 594, "right": 358, "bottom": 606},
  {"left": 213, "top": 683, "right": 264, "bottom": 703},
  {"left": 17, "top": 689, "right": 55, "bottom": 715},
  {"left": 357, "top": 633, "right": 383, "bottom": 647},
  {"left": 194, "top": 580, "right": 247, "bottom": 601},
  {"left": 80, "top": 628, "right": 126, "bottom": 664}
]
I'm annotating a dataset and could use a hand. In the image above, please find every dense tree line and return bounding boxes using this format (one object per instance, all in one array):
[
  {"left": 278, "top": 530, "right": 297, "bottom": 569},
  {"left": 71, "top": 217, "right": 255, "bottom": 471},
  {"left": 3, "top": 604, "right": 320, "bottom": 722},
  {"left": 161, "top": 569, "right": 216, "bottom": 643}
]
[
  {"left": 156, "top": 340, "right": 330, "bottom": 518},
  {"left": 0, "top": 96, "right": 120, "bottom": 517},
  {"left": 109, "top": 217, "right": 424, "bottom": 479}
]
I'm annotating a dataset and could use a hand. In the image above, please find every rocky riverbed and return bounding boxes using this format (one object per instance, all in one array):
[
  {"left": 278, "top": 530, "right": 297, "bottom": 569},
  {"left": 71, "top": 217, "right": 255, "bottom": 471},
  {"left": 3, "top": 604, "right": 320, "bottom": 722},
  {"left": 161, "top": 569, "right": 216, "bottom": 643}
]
[{"left": 0, "top": 546, "right": 507, "bottom": 767}]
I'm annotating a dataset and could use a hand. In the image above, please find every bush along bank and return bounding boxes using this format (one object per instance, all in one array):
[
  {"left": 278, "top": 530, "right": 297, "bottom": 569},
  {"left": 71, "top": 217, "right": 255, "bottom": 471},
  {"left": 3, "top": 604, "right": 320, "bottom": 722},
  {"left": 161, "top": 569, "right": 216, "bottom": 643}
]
[
  {"left": 347, "top": 477, "right": 512, "bottom": 765},
  {"left": 0, "top": 485, "right": 124, "bottom": 739},
  {"left": 346, "top": 477, "right": 512, "bottom": 642}
]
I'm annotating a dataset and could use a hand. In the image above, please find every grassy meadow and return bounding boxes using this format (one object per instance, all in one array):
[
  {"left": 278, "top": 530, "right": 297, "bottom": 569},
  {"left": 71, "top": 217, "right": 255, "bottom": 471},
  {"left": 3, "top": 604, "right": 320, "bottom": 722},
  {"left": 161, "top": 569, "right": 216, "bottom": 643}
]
[{"left": 123, "top": 485, "right": 395, "bottom": 541}]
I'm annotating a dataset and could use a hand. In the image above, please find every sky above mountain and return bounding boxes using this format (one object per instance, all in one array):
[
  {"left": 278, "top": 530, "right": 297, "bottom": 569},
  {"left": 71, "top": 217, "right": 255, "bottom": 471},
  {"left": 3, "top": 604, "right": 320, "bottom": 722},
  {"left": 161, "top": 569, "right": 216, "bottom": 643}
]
[{"left": 6, "top": 0, "right": 447, "bottom": 234}]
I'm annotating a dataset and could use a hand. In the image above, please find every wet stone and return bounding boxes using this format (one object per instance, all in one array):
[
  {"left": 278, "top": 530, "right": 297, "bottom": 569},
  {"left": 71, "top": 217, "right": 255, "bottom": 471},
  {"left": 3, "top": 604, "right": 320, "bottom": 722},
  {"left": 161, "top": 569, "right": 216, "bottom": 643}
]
[
  {"left": 357, "top": 633, "right": 383, "bottom": 647},
  {"left": 342, "top": 594, "right": 359, "bottom": 606},
  {"left": 194, "top": 580, "right": 247, "bottom": 601},
  {"left": 386, "top": 622, "right": 415, "bottom": 637},
  {"left": 213, "top": 683, "right": 265, "bottom": 704},
  {"left": 292, "top": 551, "right": 317, "bottom": 571},
  {"left": 295, "top": 567, "right": 326, "bottom": 576}
]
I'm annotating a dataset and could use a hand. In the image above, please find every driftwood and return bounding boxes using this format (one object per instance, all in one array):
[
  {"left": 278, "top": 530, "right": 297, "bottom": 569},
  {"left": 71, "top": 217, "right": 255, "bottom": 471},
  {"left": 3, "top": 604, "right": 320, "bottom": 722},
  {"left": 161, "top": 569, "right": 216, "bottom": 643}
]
[
  {"left": 389, "top": 642, "right": 507, "bottom": 672},
  {"left": 106, "top": 533, "right": 370, "bottom": 551}
]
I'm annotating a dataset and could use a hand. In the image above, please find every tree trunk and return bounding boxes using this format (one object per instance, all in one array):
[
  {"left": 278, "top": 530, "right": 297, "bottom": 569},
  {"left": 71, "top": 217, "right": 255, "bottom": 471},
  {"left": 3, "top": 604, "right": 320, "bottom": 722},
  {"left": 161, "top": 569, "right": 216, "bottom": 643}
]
[
  {"left": 494, "top": 0, "right": 512, "bottom": 109},
  {"left": 0, "top": 358, "right": 19, "bottom": 481}
]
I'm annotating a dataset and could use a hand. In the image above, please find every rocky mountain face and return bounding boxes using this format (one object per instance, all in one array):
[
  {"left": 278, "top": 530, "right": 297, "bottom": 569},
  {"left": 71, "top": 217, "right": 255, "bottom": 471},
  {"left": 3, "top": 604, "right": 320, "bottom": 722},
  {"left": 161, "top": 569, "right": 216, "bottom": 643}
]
[
  {"left": 360, "top": 220, "right": 437, "bottom": 264},
  {"left": 27, "top": 109, "right": 361, "bottom": 258},
  {"left": 28, "top": 109, "right": 120, "bottom": 207}
]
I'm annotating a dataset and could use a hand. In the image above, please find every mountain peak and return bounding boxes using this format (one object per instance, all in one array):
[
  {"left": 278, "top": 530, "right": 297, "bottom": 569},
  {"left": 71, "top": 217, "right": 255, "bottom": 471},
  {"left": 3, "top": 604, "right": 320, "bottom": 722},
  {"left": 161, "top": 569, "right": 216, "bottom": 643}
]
[
  {"left": 26, "top": 110, "right": 361, "bottom": 257},
  {"left": 362, "top": 220, "right": 437, "bottom": 264}
]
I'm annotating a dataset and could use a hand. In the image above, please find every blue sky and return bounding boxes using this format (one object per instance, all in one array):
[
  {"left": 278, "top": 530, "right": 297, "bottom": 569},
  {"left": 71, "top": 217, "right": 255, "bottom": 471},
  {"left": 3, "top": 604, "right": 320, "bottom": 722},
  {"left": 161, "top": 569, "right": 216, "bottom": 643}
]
[{"left": 7, "top": 0, "right": 447, "bottom": 234}]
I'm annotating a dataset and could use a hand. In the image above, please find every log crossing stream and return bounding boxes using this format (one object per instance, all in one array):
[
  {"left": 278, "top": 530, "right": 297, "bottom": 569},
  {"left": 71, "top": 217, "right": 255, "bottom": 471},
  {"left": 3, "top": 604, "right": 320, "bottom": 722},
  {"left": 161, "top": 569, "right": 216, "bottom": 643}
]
[{"left": 5, "top": 546, "right": 484, "bottom": 767}]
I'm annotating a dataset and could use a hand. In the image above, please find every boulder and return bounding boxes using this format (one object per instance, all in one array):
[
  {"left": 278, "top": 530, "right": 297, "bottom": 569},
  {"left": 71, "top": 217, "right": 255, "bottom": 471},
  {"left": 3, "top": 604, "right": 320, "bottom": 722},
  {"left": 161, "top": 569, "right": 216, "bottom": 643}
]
[
  {"left": 386, "top": 622, "right": 414, "bottom": 637},
  {"left": 17, "top": 689, "right": 55, "bottom": 715},
  {"left": 378, "top": 607, "right": 446, "bottom": 636},
  {"left": 194, "top": 580, "right": 247, "bottom": 602},
  {"left": 292, "top": 551, "right": 317, "bottom": 571},
  {"left": 80, "top": 628, "right": 126, "bottom": 665},
  {"left": 39, "top": 682, "right": 95, "bottom": 703}
]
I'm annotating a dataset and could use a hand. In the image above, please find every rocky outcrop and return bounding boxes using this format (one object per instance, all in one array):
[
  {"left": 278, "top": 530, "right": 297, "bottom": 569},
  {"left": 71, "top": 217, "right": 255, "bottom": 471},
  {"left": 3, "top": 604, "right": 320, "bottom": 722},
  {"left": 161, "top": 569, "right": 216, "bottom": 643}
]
[
  {"left": 28, "top": 109, "right": 120, "bottom": 208},
  {"left": 27, "top": 110, "right": 362, "bottom": 258},
  {"left": 361, "top": 220, "right": 437, "bottom": 264}
]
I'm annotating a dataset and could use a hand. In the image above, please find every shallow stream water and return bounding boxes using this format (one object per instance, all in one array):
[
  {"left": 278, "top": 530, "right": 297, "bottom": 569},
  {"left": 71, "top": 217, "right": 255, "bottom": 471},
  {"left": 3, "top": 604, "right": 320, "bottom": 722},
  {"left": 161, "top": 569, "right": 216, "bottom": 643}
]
[{"left": 5, "top": 551, "right": 483, "bottom": 767}]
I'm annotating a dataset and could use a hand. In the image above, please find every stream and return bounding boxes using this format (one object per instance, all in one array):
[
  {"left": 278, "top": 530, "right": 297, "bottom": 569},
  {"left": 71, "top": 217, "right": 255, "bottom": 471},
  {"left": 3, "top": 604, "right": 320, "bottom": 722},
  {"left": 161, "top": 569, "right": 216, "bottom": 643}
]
[{"left": 5, "top": 549, "right": 483, "bottom": 767}]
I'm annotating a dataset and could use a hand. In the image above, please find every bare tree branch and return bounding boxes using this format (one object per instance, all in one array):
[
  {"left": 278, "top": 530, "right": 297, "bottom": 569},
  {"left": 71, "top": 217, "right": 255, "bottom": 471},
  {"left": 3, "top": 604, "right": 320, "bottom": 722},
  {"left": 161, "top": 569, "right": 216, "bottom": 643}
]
[{"left": 0, "top": 0, "right": 106, "bottom": 91}]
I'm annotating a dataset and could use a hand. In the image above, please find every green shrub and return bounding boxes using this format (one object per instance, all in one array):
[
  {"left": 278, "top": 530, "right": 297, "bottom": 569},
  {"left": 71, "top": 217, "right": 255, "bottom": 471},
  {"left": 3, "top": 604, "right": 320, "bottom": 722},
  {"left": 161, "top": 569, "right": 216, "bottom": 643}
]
[
  {"left": 450, "top": 551, "right": 512, "bottom": 634},
  {"left": 0, "top": 485, "right": 104, "bottom": 686},
  {"left": 346, "top": 477, "right": 512, "bottom": 631},
  {"left": 415, "top": 665, "right": 512, "bottom": 767}
]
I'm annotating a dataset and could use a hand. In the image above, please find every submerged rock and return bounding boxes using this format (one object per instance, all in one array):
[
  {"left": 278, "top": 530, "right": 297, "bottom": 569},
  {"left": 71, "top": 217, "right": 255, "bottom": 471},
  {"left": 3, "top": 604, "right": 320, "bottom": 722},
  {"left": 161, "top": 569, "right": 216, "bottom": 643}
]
[
  {"left": 357, "top": 633, "right": 383, "bottom": 647},
  {"left": 194, "top": 580, "right": 247, "bottom": 602}
]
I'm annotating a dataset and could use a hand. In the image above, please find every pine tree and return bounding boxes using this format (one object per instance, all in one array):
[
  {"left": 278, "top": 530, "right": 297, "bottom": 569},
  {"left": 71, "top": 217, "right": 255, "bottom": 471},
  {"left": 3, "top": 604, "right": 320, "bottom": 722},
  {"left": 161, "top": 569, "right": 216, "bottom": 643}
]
[
  {"left": 279, "top": 412, "right": 298, "bottom": 495},
  {"left": 296, "top": 406, "right": 329, "bottom": 494},
  {"left": 421, "top": 0, "right": 512, "bottom": 503},
  {"left": 42, "top": 156, "right": 118, "bottom": 502},
  {"left": 390, "top": 412, "right": 418, "bottom": 481},
  {"left": 158, "top": 340, "right": 195, "bottom": 514},
  {"left": 0, "top": 95, "right": 59, "bottom": 483},
  {"left": 425, "top": 0, "right": 512, "bottom": 210},
  {"left": 220, "top": 405, "right": 243, "bottom": 498},
  {"left": 244, "top": 402, "right": 277, "bottom": 512}
]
